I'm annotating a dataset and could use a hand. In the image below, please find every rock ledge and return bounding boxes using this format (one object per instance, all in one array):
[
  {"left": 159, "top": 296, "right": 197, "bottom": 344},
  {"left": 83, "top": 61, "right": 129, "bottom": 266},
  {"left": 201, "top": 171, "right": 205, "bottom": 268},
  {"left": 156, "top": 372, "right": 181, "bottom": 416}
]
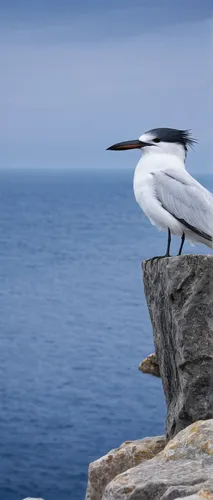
[
  {"left": 103, "top": 420, "right": 213, "bottom": 500},
  {"left": 86, "top": 435, "right": 165, "bottom": 500}
]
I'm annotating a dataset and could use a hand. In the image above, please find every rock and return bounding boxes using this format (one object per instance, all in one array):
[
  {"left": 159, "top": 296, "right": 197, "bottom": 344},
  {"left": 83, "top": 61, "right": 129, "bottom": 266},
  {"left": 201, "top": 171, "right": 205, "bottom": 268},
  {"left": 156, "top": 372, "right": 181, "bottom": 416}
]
[
  {"left": 175, "top": 490, "right": 213, "bottom": 500},
  {"left": 103, "top": 420, "right": 213, "bottom": 500},
  {"left": 85, "top": 435, "right": 165, "bottom": 500},
  {"left": 142, "top": 255, "right": 213, "bottom": 440},
  {"left": 138, "top": 352, "right": 161, "bottom": 377}
]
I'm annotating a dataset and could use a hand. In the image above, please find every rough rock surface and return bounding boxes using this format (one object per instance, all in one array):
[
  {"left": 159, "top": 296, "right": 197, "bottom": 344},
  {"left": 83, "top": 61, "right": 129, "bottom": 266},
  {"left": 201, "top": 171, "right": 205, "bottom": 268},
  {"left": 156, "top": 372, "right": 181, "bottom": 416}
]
[
  {"left": 143, "top": 255, "right": 213, "bottom": 439},
  {"left": 103, "top": 420, "right": 213, "bottom": 500},
  {"left": 85, "top": 435, "right": 165, "bottom": 500},
  {"left": 175, "top": 490, "right": 213, "bottom": 499},
  {"left": 138, "top": 353, "right": 161, "bottom": 377}
]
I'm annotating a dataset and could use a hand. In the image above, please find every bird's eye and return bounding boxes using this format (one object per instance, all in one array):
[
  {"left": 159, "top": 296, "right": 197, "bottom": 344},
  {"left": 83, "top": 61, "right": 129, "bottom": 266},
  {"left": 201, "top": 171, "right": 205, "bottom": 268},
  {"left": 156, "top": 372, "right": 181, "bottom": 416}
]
[{"left": 153, "top": 138, "right": 160, "bottom": 143}]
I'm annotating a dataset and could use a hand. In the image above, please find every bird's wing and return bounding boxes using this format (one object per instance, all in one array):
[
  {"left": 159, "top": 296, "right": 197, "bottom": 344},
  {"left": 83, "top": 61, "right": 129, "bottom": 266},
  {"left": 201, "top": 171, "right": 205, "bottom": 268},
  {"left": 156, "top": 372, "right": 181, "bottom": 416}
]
[{"left": 153, "top": 168, "right": 213, "bottom": 240}]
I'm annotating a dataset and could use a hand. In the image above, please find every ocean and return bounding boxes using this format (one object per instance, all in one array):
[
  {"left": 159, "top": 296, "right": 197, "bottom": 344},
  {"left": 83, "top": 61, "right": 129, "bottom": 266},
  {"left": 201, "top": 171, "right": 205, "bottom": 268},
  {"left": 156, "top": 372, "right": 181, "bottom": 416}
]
[{"left": 0, "top": 168, "right": 210, "bottom": 500}]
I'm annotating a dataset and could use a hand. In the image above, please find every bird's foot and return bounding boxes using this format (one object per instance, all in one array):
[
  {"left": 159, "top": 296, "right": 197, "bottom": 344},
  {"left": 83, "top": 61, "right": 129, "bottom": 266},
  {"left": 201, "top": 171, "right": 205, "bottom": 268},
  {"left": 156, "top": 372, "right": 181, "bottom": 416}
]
[
  {"left": 145, "top": 228, "right": 172, "bottom": 264},
  {"left": 145, "top": 254, "right": 170, "bottom": 264}
]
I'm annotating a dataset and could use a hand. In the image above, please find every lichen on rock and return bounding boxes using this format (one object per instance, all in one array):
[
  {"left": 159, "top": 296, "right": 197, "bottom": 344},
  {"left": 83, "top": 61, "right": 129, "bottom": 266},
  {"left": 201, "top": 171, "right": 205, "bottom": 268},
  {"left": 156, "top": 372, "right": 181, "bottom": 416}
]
[
  {"left": 85, "top": 435, "right": 165, "bottom": 500},
  {"left": 138, "top": 352, "right": 161, "bottom": 377},
  {"left": 103, "top": 420, "right": 213, "bottom": 500}
]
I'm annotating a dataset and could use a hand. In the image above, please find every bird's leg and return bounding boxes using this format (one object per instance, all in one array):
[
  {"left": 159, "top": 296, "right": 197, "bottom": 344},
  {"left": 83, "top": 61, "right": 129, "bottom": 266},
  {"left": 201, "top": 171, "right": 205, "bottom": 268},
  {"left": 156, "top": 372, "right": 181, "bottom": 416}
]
[
  {"left": 178, "top": 232, "right": 185, "bottom": 256},
  {"left": 146, "top": 228, "right": 171, "bottom": 263},
  {"left": 165, "top": 228, "right": 171, "bottom": 257}
]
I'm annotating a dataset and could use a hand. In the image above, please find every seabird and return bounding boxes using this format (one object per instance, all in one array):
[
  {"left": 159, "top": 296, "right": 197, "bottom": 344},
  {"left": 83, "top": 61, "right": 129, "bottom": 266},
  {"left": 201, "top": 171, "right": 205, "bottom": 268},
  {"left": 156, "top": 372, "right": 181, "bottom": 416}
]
[{"left": 107, "top": 127, "right": 213, "bottom": 258}]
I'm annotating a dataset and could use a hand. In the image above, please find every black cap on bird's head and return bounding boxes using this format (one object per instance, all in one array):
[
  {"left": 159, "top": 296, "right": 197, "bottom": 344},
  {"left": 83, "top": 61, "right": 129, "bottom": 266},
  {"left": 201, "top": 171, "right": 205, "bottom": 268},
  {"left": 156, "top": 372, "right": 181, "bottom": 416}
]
[
  {"left": 107, "top": 127, "right": 197, "bottom": 153},
  {"left": 148, "top": 128, "right": 197, "bottom": 151}
]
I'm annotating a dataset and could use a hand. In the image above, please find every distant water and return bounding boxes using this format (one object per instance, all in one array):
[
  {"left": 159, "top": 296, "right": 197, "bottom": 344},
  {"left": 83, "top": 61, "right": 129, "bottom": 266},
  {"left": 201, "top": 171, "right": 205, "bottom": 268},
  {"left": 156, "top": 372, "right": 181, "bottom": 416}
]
[{"left": 0, "top": 168, "right": 211, "bottom": 500}]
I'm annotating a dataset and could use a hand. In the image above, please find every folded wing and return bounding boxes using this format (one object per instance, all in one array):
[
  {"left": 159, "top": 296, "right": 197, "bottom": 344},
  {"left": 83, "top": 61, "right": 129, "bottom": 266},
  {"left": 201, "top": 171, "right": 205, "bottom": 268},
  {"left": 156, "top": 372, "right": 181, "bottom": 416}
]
[{"left": 154, "top": 168, "right": 213, "bottom": 241}]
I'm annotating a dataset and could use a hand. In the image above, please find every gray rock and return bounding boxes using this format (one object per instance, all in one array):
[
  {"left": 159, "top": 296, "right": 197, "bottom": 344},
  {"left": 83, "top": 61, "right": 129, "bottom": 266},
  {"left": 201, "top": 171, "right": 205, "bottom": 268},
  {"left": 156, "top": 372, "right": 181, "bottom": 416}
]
[
  {"left": 142, "top": 255, "right": 213, "bottom": 440},
  {"left": 175, "top": 490, "right": 213, "bottom": 500},
  {"left": 85, "top": 435, "right": 165, "bottom": 500},
  {"left": 103, "top": 420, "right": 213, "bottom": 500}
]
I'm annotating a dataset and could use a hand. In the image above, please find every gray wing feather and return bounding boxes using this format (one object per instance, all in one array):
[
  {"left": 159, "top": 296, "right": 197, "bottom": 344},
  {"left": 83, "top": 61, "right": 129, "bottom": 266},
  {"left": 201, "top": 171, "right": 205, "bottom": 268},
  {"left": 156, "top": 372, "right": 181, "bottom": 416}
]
[{"left": 154, "top": 168, "right": 213, "bottom": 237}]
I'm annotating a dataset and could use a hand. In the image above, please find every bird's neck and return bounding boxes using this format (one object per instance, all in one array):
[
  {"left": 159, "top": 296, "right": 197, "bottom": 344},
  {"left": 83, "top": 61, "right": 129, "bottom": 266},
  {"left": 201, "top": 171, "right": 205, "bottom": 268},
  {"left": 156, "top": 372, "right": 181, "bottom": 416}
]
[{"left": 135, "top": 152, "right": 186, "bottom": 178}]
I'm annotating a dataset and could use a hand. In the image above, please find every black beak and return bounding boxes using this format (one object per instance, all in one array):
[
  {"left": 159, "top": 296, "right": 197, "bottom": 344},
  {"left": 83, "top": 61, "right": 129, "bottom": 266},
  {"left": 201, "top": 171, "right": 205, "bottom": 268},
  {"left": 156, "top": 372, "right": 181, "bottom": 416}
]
[{"left": 107, "top": 139, "right": 148, "bottom": 151}]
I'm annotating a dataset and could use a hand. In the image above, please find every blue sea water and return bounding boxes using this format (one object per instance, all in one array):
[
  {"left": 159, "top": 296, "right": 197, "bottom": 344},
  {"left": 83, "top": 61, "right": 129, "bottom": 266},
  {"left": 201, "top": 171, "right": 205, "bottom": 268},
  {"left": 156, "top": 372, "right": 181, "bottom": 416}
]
[{"left": 0, "top": 168, "right": 211, "bottom": 500}]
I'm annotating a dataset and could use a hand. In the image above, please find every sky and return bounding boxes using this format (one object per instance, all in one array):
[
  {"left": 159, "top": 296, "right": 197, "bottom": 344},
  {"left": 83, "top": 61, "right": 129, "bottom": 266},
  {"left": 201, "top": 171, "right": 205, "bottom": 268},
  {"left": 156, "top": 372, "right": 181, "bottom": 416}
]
[{"left": 0, "top": 0, "right": 212, "bottom": 171}]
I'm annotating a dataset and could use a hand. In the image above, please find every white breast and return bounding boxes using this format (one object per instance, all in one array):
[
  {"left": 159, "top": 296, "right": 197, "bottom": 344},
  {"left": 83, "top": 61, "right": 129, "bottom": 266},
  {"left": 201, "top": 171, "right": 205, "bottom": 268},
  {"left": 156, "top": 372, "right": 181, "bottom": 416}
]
[
  {"left": 133, "top": 153, "right": 186, "bottom": 232},
  {"left": 134, "top": 153, "right": 185, "bottom": 201}
]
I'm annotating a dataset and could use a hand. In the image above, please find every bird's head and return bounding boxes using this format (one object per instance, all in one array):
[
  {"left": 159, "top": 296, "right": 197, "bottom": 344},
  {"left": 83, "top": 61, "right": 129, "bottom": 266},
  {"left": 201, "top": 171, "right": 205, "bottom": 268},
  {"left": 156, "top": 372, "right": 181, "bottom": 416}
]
[{"left": 107, "top": 128, "right": 197, "bottom": 160}]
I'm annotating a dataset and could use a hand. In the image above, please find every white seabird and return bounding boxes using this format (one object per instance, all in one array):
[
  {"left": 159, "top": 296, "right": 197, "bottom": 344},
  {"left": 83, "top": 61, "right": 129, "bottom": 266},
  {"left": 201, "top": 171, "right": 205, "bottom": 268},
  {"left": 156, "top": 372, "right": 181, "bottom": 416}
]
[{"left": 107, "top": 127, "right": 213, "bottom": 258}]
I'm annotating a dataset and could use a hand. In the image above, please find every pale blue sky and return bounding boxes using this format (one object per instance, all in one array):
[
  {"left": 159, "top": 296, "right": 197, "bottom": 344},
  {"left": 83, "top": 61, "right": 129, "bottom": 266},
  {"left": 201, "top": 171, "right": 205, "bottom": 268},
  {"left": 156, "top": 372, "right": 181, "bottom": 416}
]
[{"left": 0, "top": 1, "right": 212, "bottom": 171}]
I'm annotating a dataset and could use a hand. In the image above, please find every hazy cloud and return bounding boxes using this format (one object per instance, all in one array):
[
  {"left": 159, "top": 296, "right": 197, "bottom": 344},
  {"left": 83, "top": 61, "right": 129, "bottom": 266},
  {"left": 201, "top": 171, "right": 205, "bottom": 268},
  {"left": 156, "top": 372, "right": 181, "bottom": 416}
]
[{"left": 0, "top": 5, "right": 211, "bottom": 170}]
